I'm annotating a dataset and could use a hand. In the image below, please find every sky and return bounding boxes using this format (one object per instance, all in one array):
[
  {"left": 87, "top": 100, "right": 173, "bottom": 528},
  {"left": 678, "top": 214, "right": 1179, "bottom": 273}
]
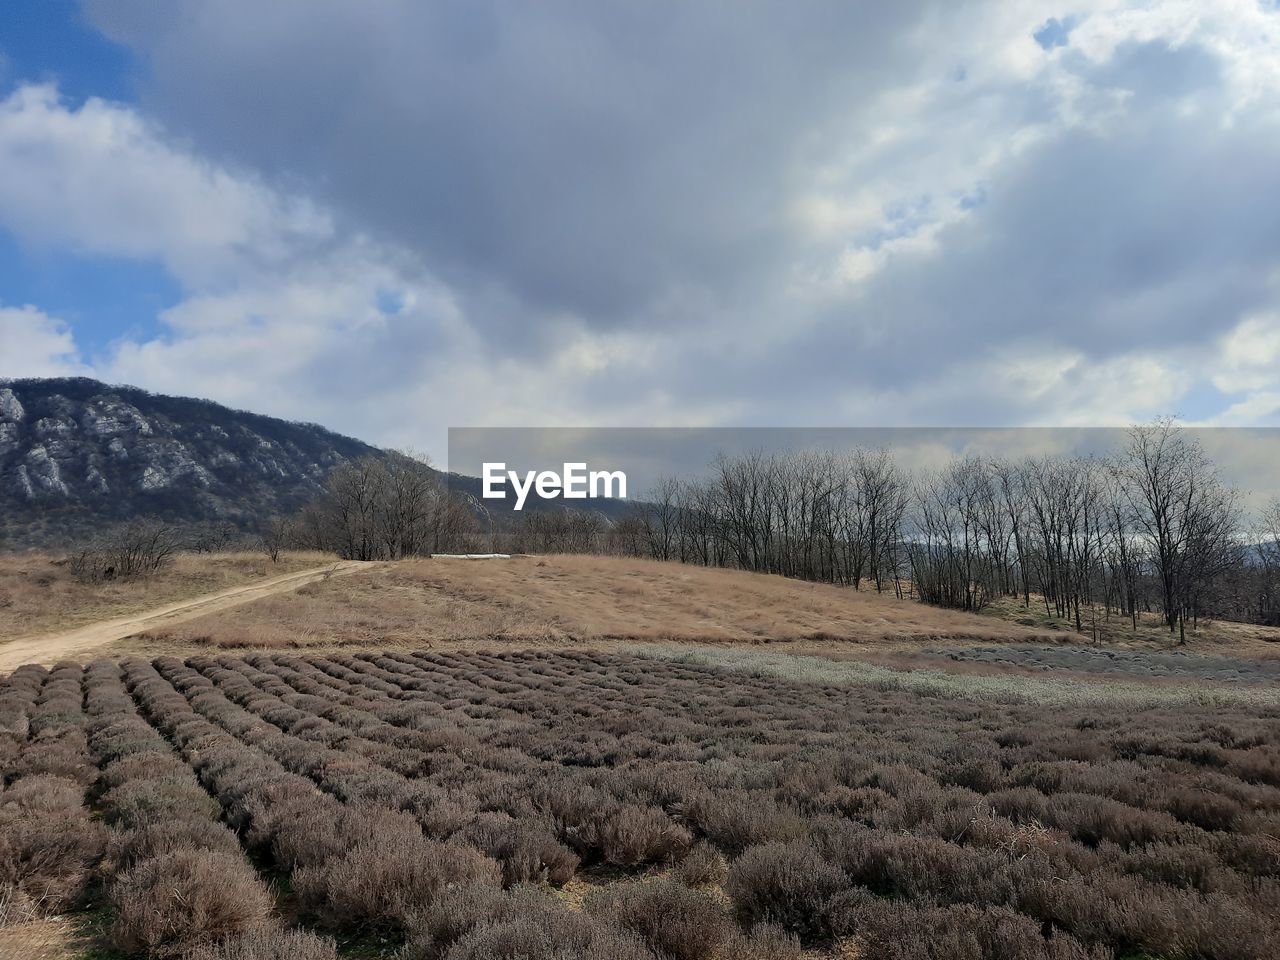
[{"left": 2, "top": 1, "right": 1280, "bottom": 462}]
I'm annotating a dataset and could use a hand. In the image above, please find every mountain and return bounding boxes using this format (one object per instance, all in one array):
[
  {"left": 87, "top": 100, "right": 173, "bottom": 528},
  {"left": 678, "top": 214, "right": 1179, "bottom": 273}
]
[{"left": 0, "top": 378, "right": 378, "bottom": 546}]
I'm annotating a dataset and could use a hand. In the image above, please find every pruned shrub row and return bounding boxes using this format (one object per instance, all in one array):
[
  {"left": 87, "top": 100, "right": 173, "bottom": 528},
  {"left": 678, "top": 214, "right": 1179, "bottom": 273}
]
[
  {"left": 83, "top": 659, "right": 277, "bottom": 959},
  {"left": 5, "top": 648, "right": 1278, "bottom": 958},
  {"left": 0, "top": 663, "right": 105, "bottom": 922},
  {"left": 139, "top": 655, "right": 505, "bottom": 937}
]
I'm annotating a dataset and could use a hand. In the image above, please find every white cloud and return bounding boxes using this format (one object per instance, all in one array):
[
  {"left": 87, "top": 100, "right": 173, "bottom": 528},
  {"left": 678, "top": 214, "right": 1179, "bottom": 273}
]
[
  {"left": 1212, "top": 313, "right": 1280, "bottom": 394},
  {"left": 0, "top": 85, "right": 332, "bottom": 289},
  {"left": 3, "top": 0, "right": 1280, "bottom": 450},
  {"left": 0, "top": 303, "right": 88, "bottom": 378}
]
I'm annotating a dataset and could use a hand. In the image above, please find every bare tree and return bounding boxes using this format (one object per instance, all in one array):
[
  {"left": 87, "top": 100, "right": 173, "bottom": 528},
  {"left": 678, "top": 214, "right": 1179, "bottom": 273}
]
[
  {"left": 711, "top": 451, "right": 778, "bottom": 573},
  {"left": 371, "top": 452, "right": 448, "bottom": 559},
  {"left": 851, "top": 449, "right": 909, "bottom": 593},
  {"left": 990, "top": 459, "right": 1030, "bottom": 605},
  {"left": 906, "top": 458, "right": 1001, "bottom": 612},
  {"left": 188, "top": 521, "right": 239, "bottom": 554},
  {"left": 260, "top": 516, "right": 292, "bottom": 563},
  {"left": 1117, "top": 421, "right": 1240, "bottom": 643},
  {"left": 639, "top": 476, "right": 684, "bottom": 561},
  {"left": 299, "top": 452, "right": 475, "bottom": 560},
  {"left": 70, "top": 519, "right": 182, "bottom": 583},
  {"left": 511, "top": 508, "right": 609, "bottom": 554},
  {"left": 1253, "top": 498, "right": 1280, "bottom": 626}
]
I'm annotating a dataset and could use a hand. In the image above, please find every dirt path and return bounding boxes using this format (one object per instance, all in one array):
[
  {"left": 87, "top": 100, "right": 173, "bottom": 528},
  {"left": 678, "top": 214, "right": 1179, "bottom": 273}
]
[{"left": 0, "top": 561, "right": 369, "bottom": 671}]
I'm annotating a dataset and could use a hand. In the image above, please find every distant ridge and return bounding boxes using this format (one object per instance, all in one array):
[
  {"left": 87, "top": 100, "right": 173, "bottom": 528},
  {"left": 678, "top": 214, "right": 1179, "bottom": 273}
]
[
  {"left": 0, "top": 377, "right": 378, "bottom": 546},
  {"left": 0, "top": 378, "right": 633, "bottom": 548}
]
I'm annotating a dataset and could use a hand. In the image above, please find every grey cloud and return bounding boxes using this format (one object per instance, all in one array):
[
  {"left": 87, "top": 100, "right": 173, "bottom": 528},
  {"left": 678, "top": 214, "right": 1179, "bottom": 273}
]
[
  {"left": 732, "top": 40, "right": 1280, "bottom": 408},
  {"left": 86, "top": 0, "right": 927, "bottom": 330},
  {"left": 77, "top": 3, "right": 1280, "bottom": 432}
]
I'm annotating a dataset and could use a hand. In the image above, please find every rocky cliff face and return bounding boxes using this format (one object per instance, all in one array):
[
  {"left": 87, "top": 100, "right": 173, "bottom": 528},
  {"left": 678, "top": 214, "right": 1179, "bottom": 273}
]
[{"left": 0, "top": 378, "right": 378, "bottom": 546}]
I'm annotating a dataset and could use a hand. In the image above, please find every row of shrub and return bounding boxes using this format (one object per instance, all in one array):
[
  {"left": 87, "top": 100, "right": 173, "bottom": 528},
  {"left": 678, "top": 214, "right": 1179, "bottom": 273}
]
[
  {"left": 0, "top": 663, "right": 104, "bottom": 924},
  {"left": 196, "top": 653, "right": 696, "bottom": 876},
  {"left": 137, "top": 656, "right": 505, "bottom": 938},
  {"left": 209, "top": 648, "right": 1280, "bottom": 959},
  {"left": 8, "top": 646, "right": 1278, "bottom": 959},
  {"left": 142, "top": 656, "right": 787, "bottom": 958},
  {"left": 138, "top": 647, "right": 798, "bottom": 959},
  {"left": 81, "top": 658, "right": 295, "bottom": 959}
]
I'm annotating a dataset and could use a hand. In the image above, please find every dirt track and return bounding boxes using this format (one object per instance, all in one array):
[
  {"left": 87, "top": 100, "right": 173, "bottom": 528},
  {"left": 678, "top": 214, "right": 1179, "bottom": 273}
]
[{"left": 0, "top": 561, "right": 367, "bottom": 671}]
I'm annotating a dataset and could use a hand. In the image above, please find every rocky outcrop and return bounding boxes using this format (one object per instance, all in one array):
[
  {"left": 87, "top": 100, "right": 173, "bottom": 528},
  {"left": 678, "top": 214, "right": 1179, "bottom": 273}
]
[
  {"left": 0, "top": 388, "right": 25, "bottom": 422},
  {"left": 0, "top": 378, "right": 378, "bottom": 546}
]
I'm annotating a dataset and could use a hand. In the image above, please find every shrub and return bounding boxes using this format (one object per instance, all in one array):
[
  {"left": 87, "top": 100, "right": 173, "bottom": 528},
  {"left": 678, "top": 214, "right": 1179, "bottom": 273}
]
[
  {"left": 585, "top": 879, "right": 731, "bottom": 960},
  {"left": 271, "top": 800, "right": 420, "bottom": 870},
  {"left": 683, "top": 793, "right": 807, "bottom": 855},
  {"left": 1164, "top": 787, "right": 1245, "bottom": 832},
  {"left": 598, "top": 805, "right": 692, "bottom": 867},
  {"left": 444, "top": 919, "right": 655, "bottom": 960},
  {"left": 814, "top": 824, "right": 1018, "bottom": 907},
  {"left": 673, "top": 841, "right": 725, "bottom": 886},
  {"left": 455, "top": 813, "right": 579, "bottom": 887},
  {"left": 717, "top": 924, "right": 802, "bottom": 960},
  {"left": 1045, "top": 793, "right": 1182, "bottom": 849},
  {"left": 725, "top": 840, "right": 849, "bottom": 943},
  {"left": 8, "top": 742, "right": 95, "bottom": 785},
  {"left": 0, "top": 774, "right": 86, "bottom": 816},
  {"left": 109, "top": 850, "right": 273, "bottom": 959},
  {"left": 238, "top": 777, "right": 326, "bottom": 844},
  {"left": 403, "top": 882, "right": 657, "bottom": 960},
  {"left": 101, "top": 778, "right": 222, "bottom": 830},
  {"left": 416, "top": 795, "right": 480, "bottom": 839},
  {"left": 403, "top": 883, "right": 521, "bottom": 960},
  {"left": 1018, "top": 872, "right": 1233, "bottom": 958},
  {"left": 0, "top": 792, "right": 106, "bottom": 912},
  {"left": 858, "top": 901, "right": 1099, "bottom": 960},
  {"left": 294, "top": 837, "right": 501, "bottom": 932},
  {"left": 0, "top": 737, "right": 20, "bottom": 772},
  {"left": 942, "top": 756, "right": 1006, "bottom": 793},
  {"left": 106, "top": 819, "right": 243, "bottom": 874},
  {"left": 1118, "top": 841, "right": 1224, "bottom": 893},
  {"left": 186, "top": 928, "right": 340, "bottom": 960},
  {"left": 98, "top": 751, "right": 192, "bottom": 790},
  {"left": 69, "top": 519, "right": 181, "bottom": 582}
]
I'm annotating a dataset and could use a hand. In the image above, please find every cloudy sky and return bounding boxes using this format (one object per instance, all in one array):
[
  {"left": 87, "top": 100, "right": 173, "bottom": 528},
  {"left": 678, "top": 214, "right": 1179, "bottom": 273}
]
[{"left": 1, "top": 1, "right": 1279, "bottom": 459}]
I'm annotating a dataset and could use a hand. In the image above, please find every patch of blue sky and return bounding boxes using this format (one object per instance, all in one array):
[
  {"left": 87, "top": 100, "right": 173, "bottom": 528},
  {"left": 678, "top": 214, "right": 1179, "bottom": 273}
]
[
  {"left": 0, "top": 0, "right": 137, "bottom": 105},
  {"left": 856, "top": 195, "right": 940, "bottom": 249},
  {"left": 1033, "top": 16, "right": 1078, "bottom": 51},
  {"left": 1176, "top": 380, "right": 1244, "bottom": 422},
  {"left": 376, "top": 288, "right": 407, "bottom": 316},
  {"left": 0, "top": 229, "right": 180, "bottom": 357}
]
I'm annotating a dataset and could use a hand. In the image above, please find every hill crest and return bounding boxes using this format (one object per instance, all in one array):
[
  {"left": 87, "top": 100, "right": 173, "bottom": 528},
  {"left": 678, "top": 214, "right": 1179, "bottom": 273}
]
[{"left": 0, "top": 377, "right": 378, "bottom": 545}]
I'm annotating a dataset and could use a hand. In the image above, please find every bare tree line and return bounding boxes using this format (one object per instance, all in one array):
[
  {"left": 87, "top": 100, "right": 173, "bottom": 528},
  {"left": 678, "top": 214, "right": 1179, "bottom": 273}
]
[
  {"left": 65, "top": 453, "right": 480, "bottom": 579},
  {"left": 289, "top": 452, "right": 477, "bottom": 560},
  {"left": 612, "top": 421, "right": 1273, "bottom": 642},
  {"left": 70, "top": 425, "right": 1276, "bottom": 643}
]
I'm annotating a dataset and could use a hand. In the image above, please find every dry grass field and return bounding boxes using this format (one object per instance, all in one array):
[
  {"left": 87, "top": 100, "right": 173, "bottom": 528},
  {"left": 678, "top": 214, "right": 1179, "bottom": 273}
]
[
  {"left": 981, "top": 594, "right": 1280, "bottom": 655},
  {"left": 120, "top": 554, "right": 1070, "bottom": 657},
  {"left": 0, "top": 552, "right": 332, "bottom": 641}
]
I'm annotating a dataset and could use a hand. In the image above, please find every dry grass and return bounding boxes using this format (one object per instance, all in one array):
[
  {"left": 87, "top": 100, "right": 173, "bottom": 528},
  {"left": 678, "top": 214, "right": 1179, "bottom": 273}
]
[
  {"left": 645, "top": 645, "right": 1280, "bottom": 707},
  {"left": 121, "top": 555, "right": 1067, "bottom": 655},
  {"left": 0, "top": 916, "right": 86, "bottom": 960},
  {"left": 981, "top": 593, "right": 1280, "bottom": 654},
  {"left": 0, "top": 550, "right": 333, "bottom": 639}
]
